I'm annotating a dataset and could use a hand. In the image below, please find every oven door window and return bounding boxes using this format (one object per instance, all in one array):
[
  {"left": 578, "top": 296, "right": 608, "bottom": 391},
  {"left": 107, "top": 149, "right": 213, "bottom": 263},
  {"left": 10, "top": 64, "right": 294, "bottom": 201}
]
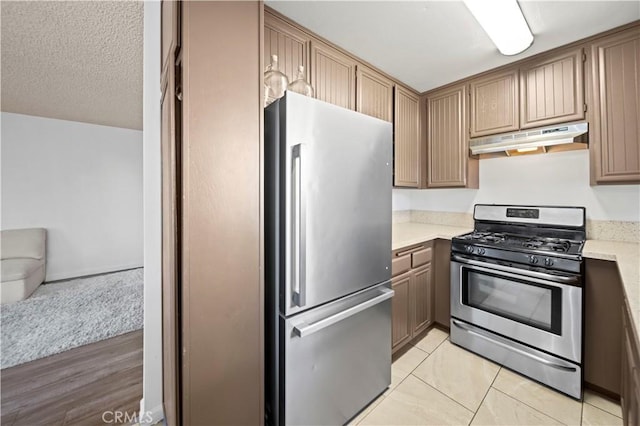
[{"left": 461, "top": 268, "right": 562, "bottom": 335}]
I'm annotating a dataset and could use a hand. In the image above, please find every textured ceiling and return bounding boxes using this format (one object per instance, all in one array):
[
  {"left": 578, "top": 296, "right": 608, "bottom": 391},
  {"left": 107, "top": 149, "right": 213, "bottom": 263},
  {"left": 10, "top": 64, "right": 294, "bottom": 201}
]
[
  {"left": 267, "top": 1, "right": 640, "bottom": 92},
  {"left": 1, "top": 1, "right": 143, "bottom": 130}
]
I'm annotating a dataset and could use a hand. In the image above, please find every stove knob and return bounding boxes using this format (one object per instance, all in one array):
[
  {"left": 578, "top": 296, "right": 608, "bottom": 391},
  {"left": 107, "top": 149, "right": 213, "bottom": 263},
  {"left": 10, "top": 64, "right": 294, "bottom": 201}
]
[
  {"left": 544, "top": 258, "right": 554, "bottom": 267},
  {"left": 466, "top": 246, "right": 475, "bottom": 254},
  {"left": 529, "top": 255, "right": 539, "bottom": 264}
]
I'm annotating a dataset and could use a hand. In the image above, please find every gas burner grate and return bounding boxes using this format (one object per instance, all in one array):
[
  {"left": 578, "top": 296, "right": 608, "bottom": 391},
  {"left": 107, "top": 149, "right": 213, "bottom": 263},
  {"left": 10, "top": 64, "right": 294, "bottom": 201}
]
[
  {"left": 468, "top": 232, "right": 506, "bottom": 243},
  {"left": 523, "top": 238, "right": 571, "bottom": 253}
]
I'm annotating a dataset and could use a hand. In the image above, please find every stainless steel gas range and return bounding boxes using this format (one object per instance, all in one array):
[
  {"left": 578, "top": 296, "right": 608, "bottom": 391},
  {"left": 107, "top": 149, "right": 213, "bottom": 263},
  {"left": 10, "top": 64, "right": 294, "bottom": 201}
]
[{"left": 450, "top": 204, "right": 586, "bottom": 399}]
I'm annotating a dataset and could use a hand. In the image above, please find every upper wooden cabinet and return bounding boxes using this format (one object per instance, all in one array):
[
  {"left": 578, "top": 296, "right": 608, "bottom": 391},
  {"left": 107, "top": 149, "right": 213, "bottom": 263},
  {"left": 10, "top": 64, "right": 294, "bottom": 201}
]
[
  {"left": 264, "top": 12, "right": 310, "bottom": 84},
  {"left": 590, "top": 26, "right": 640, "bottom": 184},
  {"left": 356, "top": 65, "right": 393, "bottom": 122},
  {"left": 520, "top": 48, "right": 585, "bottom": 129},
  {"left": 426, "top": 84, "right": 478, "bottom": 188},
  {"left": 394, "top": 86, "right": 421, "bottom": 187},
  {"left": 311, "top": 40, "right": 356, "bottom": 110},
  {"left": 469, "top": 69, "right": 519, "bottom": 137}
]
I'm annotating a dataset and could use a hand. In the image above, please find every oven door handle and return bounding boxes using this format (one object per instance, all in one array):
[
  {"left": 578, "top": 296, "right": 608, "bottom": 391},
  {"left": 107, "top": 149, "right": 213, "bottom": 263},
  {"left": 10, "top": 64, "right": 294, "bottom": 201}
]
[
  {"left": 452, "top": 319, "right": 578, "bottom": 372},
  {"left": 451, "top": 254, "right": 580, "bottom": 285}
]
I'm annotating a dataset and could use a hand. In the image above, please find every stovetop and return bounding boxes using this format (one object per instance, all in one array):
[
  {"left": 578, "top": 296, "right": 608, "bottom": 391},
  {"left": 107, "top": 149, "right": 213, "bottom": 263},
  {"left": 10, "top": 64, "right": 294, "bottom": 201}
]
[
  {"left": 452, "top": 230, "right": 585, "bottom": 273},
  {"left": 456, "top": 231, "right": 584, "bottom": 257},
  {"left": 452, "top": 205, "right": 587, "bottom": 273}
]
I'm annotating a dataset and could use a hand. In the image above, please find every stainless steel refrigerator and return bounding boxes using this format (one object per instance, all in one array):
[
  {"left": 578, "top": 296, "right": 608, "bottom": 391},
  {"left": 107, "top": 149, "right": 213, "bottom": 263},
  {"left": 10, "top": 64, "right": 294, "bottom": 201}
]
[{"left": 265, "top": 91, "right": 393, "bottom": 425}]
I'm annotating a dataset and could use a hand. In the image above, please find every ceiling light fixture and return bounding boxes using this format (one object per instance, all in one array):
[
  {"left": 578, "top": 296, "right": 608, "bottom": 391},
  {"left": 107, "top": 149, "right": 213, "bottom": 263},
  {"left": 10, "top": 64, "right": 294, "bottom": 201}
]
[{"left": 463, "top": 0, "right": 534, "bottom": 56}]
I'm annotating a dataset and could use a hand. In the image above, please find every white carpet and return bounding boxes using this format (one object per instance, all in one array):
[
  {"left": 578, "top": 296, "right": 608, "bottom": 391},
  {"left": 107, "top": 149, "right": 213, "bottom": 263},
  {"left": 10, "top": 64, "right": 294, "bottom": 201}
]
[{"left": 1, "top": 268, "right": 143, "bottom": 369}]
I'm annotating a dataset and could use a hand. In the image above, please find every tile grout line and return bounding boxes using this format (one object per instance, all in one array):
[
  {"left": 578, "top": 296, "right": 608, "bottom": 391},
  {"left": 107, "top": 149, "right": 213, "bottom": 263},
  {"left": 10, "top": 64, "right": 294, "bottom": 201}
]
[
  {"left": 583, "top": 400, "right": 623, "bottom": 419},
  {"left": 490, "top": 386, "right": 571, "bottom": 425},
  {"left": 409, "top": 371, "right": 475, "bottom": 417},
  {"left": 406, "top": 333, "right": 463, "bottom": 409},
  {"left": 375, "top": 344, "right": 431, "bottom": 421},
  {"left": 582, "top": 401, "right": 625, "bottom": 423},
  {"left": 580, "top": 398, "right": 585, "bottom": 426},
  {"left": 467, "top": 366, "right": 502, "bottom": 425},
  {"left": 354, "top": 394, "right": 385, "bottom": 426}
]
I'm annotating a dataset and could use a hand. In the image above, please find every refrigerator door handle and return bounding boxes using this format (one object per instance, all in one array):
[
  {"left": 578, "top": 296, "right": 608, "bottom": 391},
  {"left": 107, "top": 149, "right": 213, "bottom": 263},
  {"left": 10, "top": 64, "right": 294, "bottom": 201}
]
[
  {"left": 293, "top": 287, "right": 394, "bottom": 338},
  {"left": 291, "top": 143, "right": 306, "bottom": 307}
]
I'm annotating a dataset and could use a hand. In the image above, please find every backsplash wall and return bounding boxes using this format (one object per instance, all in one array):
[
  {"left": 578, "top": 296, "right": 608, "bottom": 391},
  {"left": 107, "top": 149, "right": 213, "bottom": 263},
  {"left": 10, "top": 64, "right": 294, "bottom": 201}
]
[{"left": 393, "top": 150, "right": 640, "bottom": 222}]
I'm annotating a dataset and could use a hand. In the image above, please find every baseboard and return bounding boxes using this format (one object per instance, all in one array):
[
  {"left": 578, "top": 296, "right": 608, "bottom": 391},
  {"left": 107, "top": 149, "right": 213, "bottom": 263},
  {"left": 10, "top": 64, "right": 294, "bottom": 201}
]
[
  {"left": 44, "top": 263, "right": 143, "bottom": 283},
  {"left": 584, "top": 382, "right": 621, "bottom": 402},
  {"left": 139, "top": 398, "right": 164, "bottom": 425}
]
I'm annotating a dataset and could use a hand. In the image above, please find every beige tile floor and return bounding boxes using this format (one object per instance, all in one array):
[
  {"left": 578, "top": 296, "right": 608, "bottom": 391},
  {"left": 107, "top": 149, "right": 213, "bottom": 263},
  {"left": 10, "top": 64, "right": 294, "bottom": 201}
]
[{"left": 351, "top": 328, "right": 623, "bottom": 426}]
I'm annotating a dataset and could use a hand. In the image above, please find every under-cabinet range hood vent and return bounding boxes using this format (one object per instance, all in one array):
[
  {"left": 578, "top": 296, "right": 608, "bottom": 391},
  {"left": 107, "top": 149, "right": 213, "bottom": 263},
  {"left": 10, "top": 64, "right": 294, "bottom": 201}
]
[{"left": 470, "top": 122, "right": 588, "bottom": 156}]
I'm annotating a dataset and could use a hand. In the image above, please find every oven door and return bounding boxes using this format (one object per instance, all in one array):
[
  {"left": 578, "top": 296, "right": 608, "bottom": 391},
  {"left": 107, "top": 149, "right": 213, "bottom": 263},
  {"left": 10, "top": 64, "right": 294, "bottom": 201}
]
[{"left": 451, "top": 254, "right": 582, "bottom": 363}]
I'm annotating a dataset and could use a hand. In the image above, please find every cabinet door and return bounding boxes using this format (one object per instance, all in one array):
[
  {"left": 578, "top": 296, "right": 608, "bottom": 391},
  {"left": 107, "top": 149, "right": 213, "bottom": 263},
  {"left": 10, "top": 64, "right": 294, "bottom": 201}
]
[
  {"left": 264, "top": 11, "right": 310, "bottom": 84},
  {"left": 427, "top": 84, "right": 476, "bottom": 188},
  {"left": 584, "top": 259, "right": 623, "bottom": 395},
  {"left": 590, "top": 27, "right": 640, "bottom": 184},
  {"left": 356, "top": 64, "right": 393, "bottom": 122},
  {"left": 311, "top": 40, "right": 356, "bottom": 110},
  {"left": 470, "top": 69, "right": 519, "bottom": 137},
  {"left": 520, "top": 48, "right": 585, "bottom": 129},
  {"left": 434, "top": 240, "right": 452, "bottom": 329},
  {"left": 622, "top": 303, "right": 640, "bottom": 426},
  {"left": 412, "top": 264, "right": 433, "bottom": 336},
  {"left": 391, "top": 271, "right": 412, "bottom": 353},
  {"left": 394, "top": 86, "right": 421, "bottom": 187}
]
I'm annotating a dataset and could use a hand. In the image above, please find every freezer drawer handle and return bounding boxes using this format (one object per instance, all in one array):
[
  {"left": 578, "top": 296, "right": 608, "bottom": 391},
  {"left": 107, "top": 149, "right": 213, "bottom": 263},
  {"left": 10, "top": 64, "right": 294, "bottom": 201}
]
[
  {"left": 293, "top": 287, "right": 394, "bottom": 338},
  {"left": 291, "top": 143, "right": 306, "bottom": 307},
  {"left": 451, "top": 319, "right": 578, "bottom": 372}
]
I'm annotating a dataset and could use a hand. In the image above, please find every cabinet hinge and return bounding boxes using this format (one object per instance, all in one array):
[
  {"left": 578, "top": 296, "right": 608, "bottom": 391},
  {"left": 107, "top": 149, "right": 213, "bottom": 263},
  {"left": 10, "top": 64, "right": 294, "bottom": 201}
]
[
  {"left": 583, "top": 103, "right": 587, "bottom": 113},
  {"left": 583, "top": 52, "right": 587, "bottom": 62}
]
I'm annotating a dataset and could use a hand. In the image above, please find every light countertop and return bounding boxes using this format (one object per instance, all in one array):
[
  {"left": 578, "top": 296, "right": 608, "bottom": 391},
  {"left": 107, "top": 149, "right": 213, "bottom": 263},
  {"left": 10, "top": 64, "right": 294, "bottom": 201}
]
[
  {"left": 393, "top": 222, "right": 640, "bottom": 338},
  {"left": 391, "top": 222, "right": 472, "bottom": 251}
]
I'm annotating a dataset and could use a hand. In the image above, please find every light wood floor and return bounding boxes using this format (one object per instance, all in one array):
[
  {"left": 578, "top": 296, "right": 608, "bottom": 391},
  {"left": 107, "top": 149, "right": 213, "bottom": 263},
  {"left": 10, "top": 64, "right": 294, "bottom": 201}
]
[{"left": 1, "top": 330, "right": 143, "bottom": 426}]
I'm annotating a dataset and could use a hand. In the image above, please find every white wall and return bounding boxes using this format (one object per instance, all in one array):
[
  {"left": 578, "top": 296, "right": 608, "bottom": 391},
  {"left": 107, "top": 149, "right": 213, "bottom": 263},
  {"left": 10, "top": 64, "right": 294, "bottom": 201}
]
[
  {"left": 140, "top": 1, "right": 163, "bottom": 423},
  {"left": 392, "top": 190, "right": 411, "bottom": 211},
  {"left": 1, "top": 112, "right": 143, "bottom": 281},
  {"left": 394, "top": 149, "right": 640, "bottom": 222}
]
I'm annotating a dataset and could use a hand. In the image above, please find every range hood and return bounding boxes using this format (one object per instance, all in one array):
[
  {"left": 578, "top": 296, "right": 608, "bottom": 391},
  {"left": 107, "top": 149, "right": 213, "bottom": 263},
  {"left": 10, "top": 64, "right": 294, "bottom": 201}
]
[{"left": 469, "top": 122, "right": 588, "bottom": 155}]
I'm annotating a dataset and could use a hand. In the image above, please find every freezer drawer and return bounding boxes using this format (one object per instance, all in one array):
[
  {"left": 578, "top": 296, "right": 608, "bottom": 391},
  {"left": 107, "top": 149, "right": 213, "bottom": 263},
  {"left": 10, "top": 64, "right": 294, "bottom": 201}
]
[{"left": 281, "top": 283, "right": 392, "bottom": 425}]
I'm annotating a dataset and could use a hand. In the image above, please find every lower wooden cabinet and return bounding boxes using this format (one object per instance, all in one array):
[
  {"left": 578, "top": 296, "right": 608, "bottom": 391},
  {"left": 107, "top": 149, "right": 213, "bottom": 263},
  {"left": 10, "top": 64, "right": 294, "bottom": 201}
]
[
  {"left": 622, "top": 300, "right": 640, "bottom": 426},
  {"left": 391, "top": 242, "right": 434, "bottom": 353},
  {"left": 391, "top": 271, "right": 412, "bottom": 350},
  {"left": 412, "top": 264, "right": 432, "bottom": 336},
  {"left": 584, "top": 259, "right": 623, "bottom": 394},
  {"left": 434, "top": 239, "right": 452, "bottom": 328},
  {"left": 583, "top": 257, "right": 640, "bottom": 425}
]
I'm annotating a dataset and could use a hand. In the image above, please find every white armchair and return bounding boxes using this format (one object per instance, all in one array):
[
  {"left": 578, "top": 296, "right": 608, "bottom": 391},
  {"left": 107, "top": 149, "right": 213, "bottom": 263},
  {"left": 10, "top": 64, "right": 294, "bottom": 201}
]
[{"left": 1, "top": 228, "right": 46, "bottom": 304}]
